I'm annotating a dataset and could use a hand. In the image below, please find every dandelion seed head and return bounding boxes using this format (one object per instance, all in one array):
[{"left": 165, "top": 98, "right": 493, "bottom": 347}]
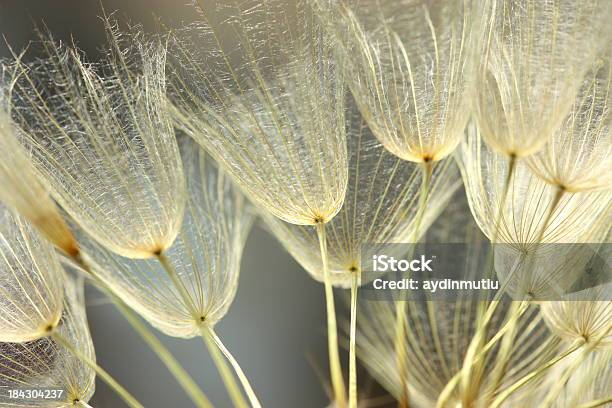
[
  {"left": 10, "top": 25, "right": 186, "bottom": 259},
  {"left": 80, "top": 141, "right": 254, "bottom": 338},
  {"left": 0, "top": 205, "right": 64, "bottom": 343},
  {"left": 169, "top": 0, "right": 348, "bottom": 226},
  {"left": 475, "top": 0, "right": 610, "bottom": 157},
  {"left": 0, "top": 276, "right": 95, "bottom": 408}
]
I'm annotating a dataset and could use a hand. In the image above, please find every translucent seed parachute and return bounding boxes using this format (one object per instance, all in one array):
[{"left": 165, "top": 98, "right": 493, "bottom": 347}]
[
  {"left": 475, "top": 0, "right": 611, "bottom": 158},
  {"left": 0, "top": 65, "right": 77, "bottom": 256},
  {"left": 0, "top": 204, "right": 64, "bottom": 343},
  {"left": 0, "top": 275, "right": 96, "bottom": 408},
  {"left": 526, "top": 58, "right": 612, "bottom": 193},
  {"left": 318, "top": 0, "right": 480, "bottom": 163},
  {"left": 458, "top": 124, "right": 610, "bottom": 248},
  {"left": 10, "top": 25, "right": 186, "bottom": 259},
  {"left": 78, "top": 139, "right": 254, "bottom": 339},
  {"left": 169, "top": 0, "right": 348, "bottom": 226}
]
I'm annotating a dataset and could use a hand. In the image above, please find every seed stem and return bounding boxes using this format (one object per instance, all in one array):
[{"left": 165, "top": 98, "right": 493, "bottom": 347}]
[
  {"left": 578, "top": 397, "right": 612, "bottom": 408},
  {"left": 490, "top": 340, "right": 584, "bottom": 408},
  {"left": 204, "top": 326, "right": 262, "bottom": 408},
  {"left": 395, "top": 161, "right": 434, "bottom": 408},
  {"left": 50, "top": 330, "right": 143, "bottom": 408},
  {"left": 316, "top": 221, "right": 347, "bottom": 408},
  {"left": 349, "top": 271, "right": 359, "bottom": 408},
  {"left": 199, "top": 325, "right": 248, "bottom": 408},
  {"left": 71, "top": 252, "right": 212, "bottom": 408}
]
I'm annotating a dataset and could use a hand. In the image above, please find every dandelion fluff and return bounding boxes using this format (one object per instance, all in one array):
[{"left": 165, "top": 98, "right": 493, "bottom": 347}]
[
  {"left": 535, "top": 350, "right": 612, "bottom": 407},
  {"left": 320, "top": 0, "right": 478, "bottom": 163},
  {"left": 169, "top": 0, "right": 348, "bottom": 226},
  {"left": 356, "top": 198, "right": 560, "bottom": 406},
  {"left": 80, "top": 141, "right": 254, "bottom": 339},
  {"left": 458, "top": 124, "right": 610, "bottom": 248},
  {"left": 541, "top": 284, "right": 612, "bottom": 350},
  {"left": 526, "top": 58, "right": 612, "bottom": 193},
  {"left": 0, "top": 276, "right": 95, "bottom": 408},
  {"left": 0, "top": 205, "right": 64, "bottom": 343},
  {"left": 11, "top": 28, "right": 185, "bottom": 259},
  {"left": 475, "top": 0, "right": 611, "bottom": 157},
  {"left": 0, "top": 67, "right": 77, "bottom": 256},
  {"left": 262, "top": 104, "right": 461, "bottom": 288},
  {"left": 358, "top": 279, "right": 557, "bottom": 407}
]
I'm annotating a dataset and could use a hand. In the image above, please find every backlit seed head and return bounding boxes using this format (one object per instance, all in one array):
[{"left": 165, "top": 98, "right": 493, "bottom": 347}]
[
  {"left": 79, "top": 140, "right": 254, "bottom": 338},
  {"left": 262, "top": 104, "right": 461, "bottom": 288},
  {"left": 0, "top": 276, "right": 96, "bottom": 407},
  {"left": 475, "top": 0, "right": 610, "bottom": 158},
  {"left": 10, "top": 23, "right": 186, "bottom": 259},
  {"left": 169, "top": 0, "right": 348, "bottom": 226},
  {"left": 0, "top": 205, "right": 64, "bottom": 343}
]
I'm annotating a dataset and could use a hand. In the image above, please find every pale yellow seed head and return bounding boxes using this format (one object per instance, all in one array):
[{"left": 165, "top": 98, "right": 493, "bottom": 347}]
[
  {"left": 0, "top": 205, "right": 64, "bottom": 343},
  {"left": 169, "top": 0, "right": 348, "bottom": 226},
  {"left": 11, "top": 27, "right": 186, "bottom": 259}
]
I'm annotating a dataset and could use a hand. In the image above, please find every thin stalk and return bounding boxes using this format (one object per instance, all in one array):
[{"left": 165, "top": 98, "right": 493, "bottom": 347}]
[
  {"left": 394, "top": 306, "right": 409, "bottom": 408},
  {"left": 156, "top": 252, "right": 198, "bottom": 314},
  {"left": 50, "top": 330, "right": 143, "bottom": 408},
  {"left": 155, "top": 252, "right": 246, "bottom": 408},
  {"left": 72, "top": 253, "right": 213, "bottom": 408},
  {"left": 436, "top": 301, "right": 530, "bottom": 407},
  {"left": 200, "top": 325, "right": 248, "bottom": 408},
  {"left": 490, "top": 340, "right": 584, "bottom": 408},
  {"left": 77, "top": 401, "right": 94, "bottom": 408},
  {"left": 204, "top": 326, "right": 262, "bottom": 408},
  {"left": 349, "top": 271, "right": 359, "bottom": 408},
  {"left": 316, "top": 221, "right": 347, "bottom": 408},
  {"left": 394, "top": 161, "right": 434, "bottom": 408},
  {"left": 578, "top": 397, "right": 612, "bottom": 408},
  {"left": 453, "top": 155, "right": 518, "bottom": 400}
]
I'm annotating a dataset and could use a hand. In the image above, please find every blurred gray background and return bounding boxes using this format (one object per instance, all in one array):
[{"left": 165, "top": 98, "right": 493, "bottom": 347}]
[{"left": 0, "top": 1, "right": 354, "bottom": 406}]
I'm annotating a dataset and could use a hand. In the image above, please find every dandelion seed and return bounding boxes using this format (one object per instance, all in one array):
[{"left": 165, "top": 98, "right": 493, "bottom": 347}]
[
  {"left": 458, "top": 124, "right": 609, "bottom": 249},
  {"left": 475, "top": 0, "right": 610, "bottom": 158},
  {"left": 79, "top": 140, "right": 256, "bottom": 407},
  {"left": 526, "top": 58, "right": 612, "bottom": 193},
  {"left": 81, "top": 141, "right": 254, "bottom": 339},
  {"left": 541, "top": 284, "right": 612, "bottom": 351},
  {"left": 10, "top": 26, "right": 186, "bottom": 260},
  {"left": 0, "top": 276, "right": 95, "bottom": 408},
  {"left": 0, "top": 65, "right": 77, "bottom": 256},
  {"left": 320, "top": 0, "right": 477, "bottom": 164},
  {"left": 0, "top": 204, "right": 64, "bottom": 343},
  {"left": 169, "top": 1, "right": 349, "bottom": 404},
  {"left": 170, "top": 0, "right": 348, "bottom": 226}
]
